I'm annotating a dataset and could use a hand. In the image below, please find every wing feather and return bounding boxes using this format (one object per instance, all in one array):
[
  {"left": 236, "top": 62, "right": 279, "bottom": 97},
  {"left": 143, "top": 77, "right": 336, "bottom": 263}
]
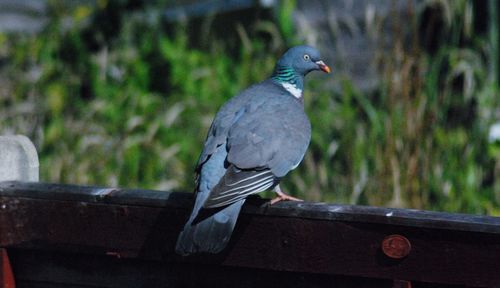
[{"left": 203, "top": 166, "right": 276, "bottom": 208}]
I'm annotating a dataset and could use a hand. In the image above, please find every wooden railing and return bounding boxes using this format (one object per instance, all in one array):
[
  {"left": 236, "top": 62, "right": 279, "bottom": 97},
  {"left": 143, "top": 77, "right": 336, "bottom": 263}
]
[{"left": 0, "top": 181, "right": 499, "bottom": 287}]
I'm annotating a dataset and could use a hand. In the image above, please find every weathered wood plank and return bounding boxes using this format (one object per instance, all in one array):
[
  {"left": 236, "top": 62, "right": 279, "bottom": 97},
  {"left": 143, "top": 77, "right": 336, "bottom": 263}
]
[
  {"left": 1, "top": 181, "right": 498, "bottom": 234},
  {"left": 9, "top": 249, "right": 394, "bottom": 288},
  {"left": 0, "top": 181, "right": 499, "bottom": 287}
]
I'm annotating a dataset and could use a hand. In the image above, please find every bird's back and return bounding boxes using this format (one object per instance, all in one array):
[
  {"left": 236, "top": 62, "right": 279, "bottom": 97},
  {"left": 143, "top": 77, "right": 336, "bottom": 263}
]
[{"left": 196, "top": 79, "right": 304, "bottom": 171}]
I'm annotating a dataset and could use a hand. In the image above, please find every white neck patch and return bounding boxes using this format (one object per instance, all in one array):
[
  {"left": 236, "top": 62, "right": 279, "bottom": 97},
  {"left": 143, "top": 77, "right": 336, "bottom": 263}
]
[{"left": 281, "top": 82, "right": 302, "bottom": 98}]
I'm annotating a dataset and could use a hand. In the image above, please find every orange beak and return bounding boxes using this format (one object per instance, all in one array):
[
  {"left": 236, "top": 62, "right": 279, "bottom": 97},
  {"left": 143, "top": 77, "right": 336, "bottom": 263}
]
[{"left": 315, "top": 60, "right": 331, "bottom": 73}]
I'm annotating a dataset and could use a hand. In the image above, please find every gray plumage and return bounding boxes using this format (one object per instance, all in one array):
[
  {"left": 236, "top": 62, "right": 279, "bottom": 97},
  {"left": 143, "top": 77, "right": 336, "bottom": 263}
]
[{"left": 175, "top": 45, "right": 330, "bottom": 255}]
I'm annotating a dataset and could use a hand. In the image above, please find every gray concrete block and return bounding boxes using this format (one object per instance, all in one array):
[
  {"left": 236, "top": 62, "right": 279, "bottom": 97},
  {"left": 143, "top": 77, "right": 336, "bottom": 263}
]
[{"left": 0, "top": 135, "right": 39, "bottom": 181}]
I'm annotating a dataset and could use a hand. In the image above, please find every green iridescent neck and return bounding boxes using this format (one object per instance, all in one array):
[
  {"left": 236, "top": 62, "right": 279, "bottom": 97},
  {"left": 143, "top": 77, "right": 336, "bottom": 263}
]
[{"left": 271, "top": 65, "right": 304, "bottom": 90}]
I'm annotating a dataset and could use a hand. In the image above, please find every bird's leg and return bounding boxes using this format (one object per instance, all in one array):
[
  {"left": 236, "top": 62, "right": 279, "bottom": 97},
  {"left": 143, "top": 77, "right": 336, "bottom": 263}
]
[{"left": 270, "top": 184, "right": 303, "bottom": 205}]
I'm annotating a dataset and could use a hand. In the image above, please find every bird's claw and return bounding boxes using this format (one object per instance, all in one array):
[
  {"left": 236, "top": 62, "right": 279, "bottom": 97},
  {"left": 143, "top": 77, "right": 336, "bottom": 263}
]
[{"left": 270, "top": 193, "right": 303, "bottom": 205}]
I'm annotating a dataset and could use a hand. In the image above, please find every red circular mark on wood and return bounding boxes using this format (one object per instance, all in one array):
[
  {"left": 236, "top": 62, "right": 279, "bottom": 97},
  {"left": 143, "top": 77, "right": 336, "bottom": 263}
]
[{"left": 382, "top": 234, "right": 411, "bottom": 259}]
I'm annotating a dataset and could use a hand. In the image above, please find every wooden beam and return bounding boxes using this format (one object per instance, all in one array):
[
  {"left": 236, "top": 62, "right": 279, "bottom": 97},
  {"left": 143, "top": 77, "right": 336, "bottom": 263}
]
[
  {"left": 0, "top": 181, "right": 499, "bottom": 287},
  {"left": 8, "top": 249, "right": 395, "bottom": 288}
]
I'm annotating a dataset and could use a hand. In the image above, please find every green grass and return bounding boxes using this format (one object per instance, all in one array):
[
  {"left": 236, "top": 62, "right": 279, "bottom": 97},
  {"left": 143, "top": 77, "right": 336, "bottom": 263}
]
[{"left": 0, "top": 1, "right": 498, "bottom": 214}]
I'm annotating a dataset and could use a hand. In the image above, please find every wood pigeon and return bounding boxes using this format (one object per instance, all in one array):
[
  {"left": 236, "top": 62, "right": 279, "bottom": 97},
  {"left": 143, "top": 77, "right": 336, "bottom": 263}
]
[{"left": 175, "top": 45, "right": 330, "bottom": 255}]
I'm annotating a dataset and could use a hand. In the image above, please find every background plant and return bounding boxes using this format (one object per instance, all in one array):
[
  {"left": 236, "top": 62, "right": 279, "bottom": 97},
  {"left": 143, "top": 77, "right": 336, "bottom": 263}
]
[{"left": 0, "top": 0, "right": 498, "bottom": 214}]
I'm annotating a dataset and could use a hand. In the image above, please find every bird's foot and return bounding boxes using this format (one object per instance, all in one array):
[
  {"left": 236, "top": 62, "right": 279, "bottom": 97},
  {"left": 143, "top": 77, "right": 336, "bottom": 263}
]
[{"left": 270, "top": 190, "right": 303, "bottom": 205}]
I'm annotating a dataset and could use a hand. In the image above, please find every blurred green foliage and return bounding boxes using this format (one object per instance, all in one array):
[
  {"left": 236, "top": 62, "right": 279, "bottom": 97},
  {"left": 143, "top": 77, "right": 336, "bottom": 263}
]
[{"left": 0, "top": 0, "right": 498, "bottom": 214}]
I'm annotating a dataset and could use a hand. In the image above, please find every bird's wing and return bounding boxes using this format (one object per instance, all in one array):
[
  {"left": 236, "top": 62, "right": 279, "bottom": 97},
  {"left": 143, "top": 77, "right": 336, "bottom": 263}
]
[
  {"left": 203, "top": 165, "right": 275, "bottom": 208},
  {"left": 195, "top": 88, "right": 256, "bottom": 173},
  {"left": 203, "top": 92, "right": 311, "bottom": 208},
  {"left": 227, "top": 93, "right": 311, "bottom": 177}
]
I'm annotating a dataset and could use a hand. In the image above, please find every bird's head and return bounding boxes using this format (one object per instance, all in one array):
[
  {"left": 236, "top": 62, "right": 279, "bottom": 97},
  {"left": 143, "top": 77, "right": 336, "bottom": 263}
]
[{"left": 276, "top": 45, "right": 331, "bottom": 76}]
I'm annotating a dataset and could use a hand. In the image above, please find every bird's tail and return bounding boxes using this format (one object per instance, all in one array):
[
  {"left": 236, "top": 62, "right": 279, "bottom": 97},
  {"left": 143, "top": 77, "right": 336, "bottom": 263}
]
[{"left": 175, "top": 199, "right": 245, "bottom": 256}]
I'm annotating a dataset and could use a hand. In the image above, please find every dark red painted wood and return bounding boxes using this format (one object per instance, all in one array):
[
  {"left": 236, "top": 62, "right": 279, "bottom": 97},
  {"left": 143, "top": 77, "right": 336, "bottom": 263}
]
[{"left": 1, "top": 248, "right": 16, "bottom": 288}]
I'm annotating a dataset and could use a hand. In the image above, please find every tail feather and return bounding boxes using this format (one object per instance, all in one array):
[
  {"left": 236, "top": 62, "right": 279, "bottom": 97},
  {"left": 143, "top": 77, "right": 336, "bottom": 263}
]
[{"left": 175, "top": 199, "right": 245, "bottom": 255}]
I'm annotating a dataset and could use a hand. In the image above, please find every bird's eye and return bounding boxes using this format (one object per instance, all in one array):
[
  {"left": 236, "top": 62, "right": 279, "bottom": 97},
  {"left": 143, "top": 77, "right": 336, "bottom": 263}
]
[{"left": 303, "top": 54, "right": 310, "bottom": 61}]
